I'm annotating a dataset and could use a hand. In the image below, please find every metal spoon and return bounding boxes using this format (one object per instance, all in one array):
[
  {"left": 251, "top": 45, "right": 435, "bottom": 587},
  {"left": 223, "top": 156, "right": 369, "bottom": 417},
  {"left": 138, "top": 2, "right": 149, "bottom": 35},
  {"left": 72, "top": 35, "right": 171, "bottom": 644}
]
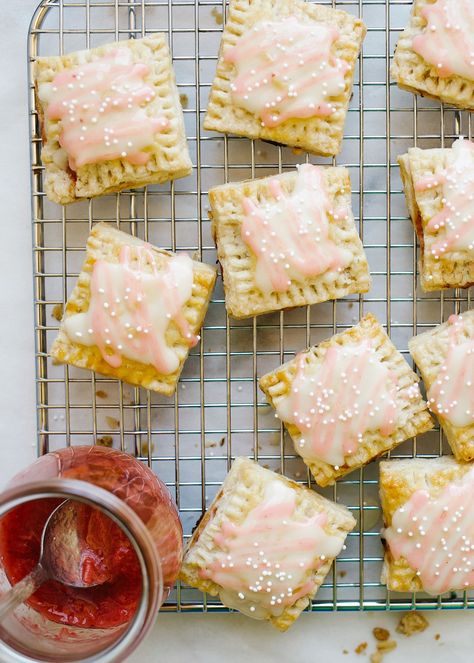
[{"left": 0, "top": 500, "right": 104, "bottom": 622}]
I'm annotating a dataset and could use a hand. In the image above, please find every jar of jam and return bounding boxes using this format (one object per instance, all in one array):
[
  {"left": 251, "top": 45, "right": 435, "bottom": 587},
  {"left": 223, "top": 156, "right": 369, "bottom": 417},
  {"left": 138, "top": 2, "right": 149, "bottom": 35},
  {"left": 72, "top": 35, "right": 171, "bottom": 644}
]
[{"left": 0, "top": 445, "right": 182, "bottom": 662}]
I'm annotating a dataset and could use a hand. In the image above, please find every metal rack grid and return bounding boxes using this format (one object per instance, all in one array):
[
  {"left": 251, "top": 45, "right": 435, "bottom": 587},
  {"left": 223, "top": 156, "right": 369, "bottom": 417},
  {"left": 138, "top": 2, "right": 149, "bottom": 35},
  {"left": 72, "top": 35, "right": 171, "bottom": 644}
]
[{"left": 28, "top": 0, "right": 474, "bottom": 613}]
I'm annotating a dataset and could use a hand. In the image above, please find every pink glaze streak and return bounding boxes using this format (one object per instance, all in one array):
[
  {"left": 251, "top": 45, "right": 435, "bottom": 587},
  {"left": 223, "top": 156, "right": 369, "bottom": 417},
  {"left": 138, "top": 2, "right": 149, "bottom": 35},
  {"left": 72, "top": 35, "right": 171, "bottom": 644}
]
[
  {"left": 46, "top": 48, "right": 167, "bottom": 169},
  {"left": 384, "top": 467, "right": 474, "bottom": 595},
  {"left": 224, "top": 17, "right": 348, "bottom": 127}
]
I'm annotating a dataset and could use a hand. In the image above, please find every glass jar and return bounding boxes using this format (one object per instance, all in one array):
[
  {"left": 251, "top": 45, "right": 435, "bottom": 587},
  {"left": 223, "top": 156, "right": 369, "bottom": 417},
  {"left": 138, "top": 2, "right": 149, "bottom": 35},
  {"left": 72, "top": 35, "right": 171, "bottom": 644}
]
[{"left": 0, "top": 445, "right": 183, "bottom": 663}]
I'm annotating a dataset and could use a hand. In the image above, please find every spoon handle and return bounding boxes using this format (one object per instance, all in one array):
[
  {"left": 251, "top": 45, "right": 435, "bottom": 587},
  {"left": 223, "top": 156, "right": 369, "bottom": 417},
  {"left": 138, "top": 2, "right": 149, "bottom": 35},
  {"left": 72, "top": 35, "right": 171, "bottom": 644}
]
[{"left": 0, "top": 565, "right": 47, "bottom": 622}]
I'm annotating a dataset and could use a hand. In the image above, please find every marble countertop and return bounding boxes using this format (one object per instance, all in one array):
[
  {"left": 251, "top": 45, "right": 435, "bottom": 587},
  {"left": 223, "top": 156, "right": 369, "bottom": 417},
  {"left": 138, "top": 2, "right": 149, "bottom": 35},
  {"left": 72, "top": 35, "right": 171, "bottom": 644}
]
[{"left": 0, "top": 1, "right": 472, "bottom": 661}]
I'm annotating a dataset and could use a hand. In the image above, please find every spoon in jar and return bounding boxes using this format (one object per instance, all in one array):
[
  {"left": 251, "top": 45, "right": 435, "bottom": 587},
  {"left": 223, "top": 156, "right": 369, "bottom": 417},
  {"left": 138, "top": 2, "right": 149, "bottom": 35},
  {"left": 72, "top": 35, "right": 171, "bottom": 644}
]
[{"left": 0, "top": 500, "right": 105, "bottom": 622}]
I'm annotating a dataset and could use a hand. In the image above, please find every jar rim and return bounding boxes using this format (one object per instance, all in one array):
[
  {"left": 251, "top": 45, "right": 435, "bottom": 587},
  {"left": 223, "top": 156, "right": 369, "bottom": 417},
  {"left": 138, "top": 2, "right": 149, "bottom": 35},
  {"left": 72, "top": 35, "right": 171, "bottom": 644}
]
[{"left": 0, "top": 478, "right": 163, "bottom": 663}]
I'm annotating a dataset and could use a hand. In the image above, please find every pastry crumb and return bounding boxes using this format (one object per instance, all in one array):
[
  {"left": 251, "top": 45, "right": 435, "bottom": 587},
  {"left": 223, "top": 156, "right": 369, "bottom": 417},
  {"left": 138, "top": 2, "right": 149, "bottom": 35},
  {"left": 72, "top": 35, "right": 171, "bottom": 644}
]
[
  {"left": 343, "top": 650, "right": 349, "bottom": 655},
  {"left": 370, "top": 640, "right": 397, "bottom": 663},
  {"left": 219, "top": 437, "right": 225, "bottom": 446},
  {"left": 338, "top": 570, "right": 347, "bottom": 579},
  {"left": 95, "top": 389, "right": 108, "bottom": 399},
  {"left": 106, "top": 416, "right": 120, "bottom": 429},
  {"left": 355, "top": 642, "right": 368, "bottom": 655},
  {"left": 434, "top": 633, "right": 441, "bottom": 641},
  {"left": 179, "top": 93, "right": 189, "bottom": 109},
  {"left": 205, "top": 439, "right": 217, "bottom": 448},
  {"left": 97, "top": 435, "right": 113, "bottom": 448},
  {"left": 396, "top": 612, "right": 429, "bottom": 636},
  {"left": 211, "top": 7, "right": 223, "bottom": 25},
  {"left": 373, "top": 628, "right": 390, "bottom": 642},
  {"left": 139, "top": 440, "right": 155, "bottom": 456},
  {"left": 51, "top": 303, "right": 64, "bottom": 321}
]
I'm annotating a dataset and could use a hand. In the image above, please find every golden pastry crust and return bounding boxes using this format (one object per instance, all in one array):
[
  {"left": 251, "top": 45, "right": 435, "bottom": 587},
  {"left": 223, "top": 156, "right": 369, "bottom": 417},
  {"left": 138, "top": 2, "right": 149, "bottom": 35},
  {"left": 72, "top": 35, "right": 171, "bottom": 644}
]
[
  {"left": 380, "top": 456, "right": 472, "bottom": 592},
  {"left": 398, "top": 147, "right": 474, "bottom": 291},
  {"left": 259, "top": 314, "right": 433, "bottom": 487},
  {"left": 209, "top": 166, "right": 371, "bottom": 318},
  {"left": 203, "top": 0, "right": 366, "bottom": 156},
  {"left": 391, "top": 0, "right": 474, "bottom": 110},
  {"left": 409, "top": 310, "right": 474, "bottom": 461},
  {"left": 50, "top": 223, "right": 216, "bottom": 395},
  {"left": 179, "top": 457, "right": 355, "bottom": 631},
  {"left": 35, "top": 35, "right": 192, "bottom": 205}
]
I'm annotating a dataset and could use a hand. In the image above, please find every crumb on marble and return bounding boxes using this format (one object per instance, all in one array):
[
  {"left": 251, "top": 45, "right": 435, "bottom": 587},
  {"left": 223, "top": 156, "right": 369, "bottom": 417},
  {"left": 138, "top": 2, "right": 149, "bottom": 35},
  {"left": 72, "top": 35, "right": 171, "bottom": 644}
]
[
  {"left": 105, "top": 416, "right": 120, "bottom": 429},
  {"left": 355, "top": 642, "right": 368, "bottom": 655},
  {"left": 370, "top": 640, "right": 397, "bottom": 663},
  {"left": 97, "top": 435, "right": 113, "bottom": 448},
  {"left": 211, "top": 7, "right": 223, "bottom": 25},
  {"left": 396, "top": 612, "right": 429, "bottom": 637},
  {"left": 95, "top": 389, "right": 108, "bottom": 399},
  {"left": 373, "top": 628, "right": 390, "bottom": 642}
]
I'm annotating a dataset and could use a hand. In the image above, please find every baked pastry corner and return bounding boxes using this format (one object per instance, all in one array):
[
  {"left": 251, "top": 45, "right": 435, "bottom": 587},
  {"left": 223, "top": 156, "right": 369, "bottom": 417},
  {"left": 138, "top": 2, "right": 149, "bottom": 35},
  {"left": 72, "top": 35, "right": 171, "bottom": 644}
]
[
  {"left": 209, "top": 163, "right": 370, "bottom": 318},
  {"left": 50, "top": 223, "right": 216, "bottom": 394},
  {"left": 35, "top": 35, "right": 192, "bottom": 204},
  {"left": 180, "top": 457, "right": 355, "bottom": 630},
  {"left": 204, "top": 0, "right": 365, "bottom": 156},
  {"left": 398, "top": 139, "right": 474, "bottom": 291},
  {"left": 409, "top": 310, "right": 474, "bottom": 461},
  {"left": 380, "top": 456, "right": 474, "bottom": 594},
  {"left": 260, "top": 314, "right": 433, "bottom": 486},
  {"left": 391, "top": 0, "right": 474, "bottom": 110}
]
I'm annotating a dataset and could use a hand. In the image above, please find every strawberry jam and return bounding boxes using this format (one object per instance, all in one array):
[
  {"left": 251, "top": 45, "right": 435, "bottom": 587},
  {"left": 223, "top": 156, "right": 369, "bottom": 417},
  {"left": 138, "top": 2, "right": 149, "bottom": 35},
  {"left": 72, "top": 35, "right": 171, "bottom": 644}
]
[{"left": 0, "top": 446, "right": 182, "bottom": 629}]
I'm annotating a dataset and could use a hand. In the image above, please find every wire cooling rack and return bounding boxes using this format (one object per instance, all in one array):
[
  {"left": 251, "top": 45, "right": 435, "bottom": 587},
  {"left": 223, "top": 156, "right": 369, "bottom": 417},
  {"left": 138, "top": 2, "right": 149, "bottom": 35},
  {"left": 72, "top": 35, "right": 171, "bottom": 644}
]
[{"left": 28, "top": 0, "right": 474, "bottom": 613}]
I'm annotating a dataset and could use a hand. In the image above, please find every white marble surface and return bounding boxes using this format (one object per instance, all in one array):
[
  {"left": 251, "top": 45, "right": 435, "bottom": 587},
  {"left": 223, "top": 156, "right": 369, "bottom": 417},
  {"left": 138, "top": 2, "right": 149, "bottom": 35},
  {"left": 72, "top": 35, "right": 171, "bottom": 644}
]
[{"left": 0, "top": 1, "right": 473, "bottom": 661}]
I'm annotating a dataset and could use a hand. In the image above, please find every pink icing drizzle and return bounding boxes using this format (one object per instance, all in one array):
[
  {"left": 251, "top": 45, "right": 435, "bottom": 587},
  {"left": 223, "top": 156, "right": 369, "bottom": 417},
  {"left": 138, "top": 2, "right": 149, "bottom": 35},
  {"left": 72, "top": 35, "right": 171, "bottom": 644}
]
[
  {"left": 199, "top": 479, "right": 346, "bottom": 616},
  {"left": 224, "top": 17, "right": 348, "bottom": 127},
  {"left": 64, "top": 244, "right": 198, "bottom": 375},
  {"left": 415, "top": 139, "right": 474, "bottom": 259},
  {"left": 275, "top": 341, "right": 401, "bottom": 467},
  {"left": 383, "top": 467, "right": 474, "bottom": 594},
  {"left": 412, "top": 0, "right": 474, "bottom": 80},
  {"left": 45, "top": 48, "right": 167, "bottom": 170},
  {"left": 427, "top": 314, "right": 474, "bottom": 427},
  {"left": 241, "top": 164, "right": 352, "bottom": 294}
]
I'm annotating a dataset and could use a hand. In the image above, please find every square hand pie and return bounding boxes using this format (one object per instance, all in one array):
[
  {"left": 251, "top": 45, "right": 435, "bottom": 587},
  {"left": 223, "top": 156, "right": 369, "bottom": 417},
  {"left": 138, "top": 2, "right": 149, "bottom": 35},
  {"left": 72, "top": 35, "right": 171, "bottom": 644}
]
[
  {"left": 203, "top": 0, "right": 366, "bottom": 156},
  {"left": 179, "top": 457, "right": 355, "bottom": 631},
  {"left": 35, "top": 35, "right": 192, "bottom": 205},
  {"left": 209, "top": 163, "right": 370, "bottom": 319},
  {"left": 391, "top": 0, "right": 474, "bottom": 110},
  {"left": 50, "top": 223, "right": 216, "bottom": 395},
  {"left": 260, "top": 314, "right": 433, "bottom": 487},
  {"left": 398, "top": 139, "right": 474, "bottom": 291},
  {"left": 409, "top": 310, "right": 474, "bottom": 462},
  {"left": 380, "top": 456, "right": 474, "bottom": 594}
]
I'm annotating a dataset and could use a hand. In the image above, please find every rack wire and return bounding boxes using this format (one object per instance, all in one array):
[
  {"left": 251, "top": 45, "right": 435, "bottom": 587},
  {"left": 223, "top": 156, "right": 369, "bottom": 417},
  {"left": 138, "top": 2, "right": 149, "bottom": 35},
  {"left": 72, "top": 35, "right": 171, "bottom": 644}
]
[{"left": 28, "top": 0, "right": 474, "bottom": 613}]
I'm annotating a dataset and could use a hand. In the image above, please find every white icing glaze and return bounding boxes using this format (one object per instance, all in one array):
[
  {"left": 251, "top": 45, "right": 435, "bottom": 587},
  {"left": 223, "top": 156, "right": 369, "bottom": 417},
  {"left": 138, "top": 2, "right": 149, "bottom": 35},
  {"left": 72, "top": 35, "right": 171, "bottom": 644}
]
[
  {"left": 39, "top": 48, "right": 167, "bottom": 170},
  {"left": 427, "top": 314, "right": 474, "bottom": 428},
  {"left": 415, "top": 138, "right": 474, "bottom": 259},
  {"left": 201, "top": 478, "right": 346, "bottom": 619},
  {"left": 64, "top": 244, "right": 198, "bottom": 374},
  {"left": 383, "top": 467, "right": 474, "bottom": 595},
  {"left": 224, "top": 17, "right": 348, "bottom": 127},
  {"left": 412, "top": 0, "right": 474, "bottom": 81},
  {"left": 275, "top": 342, "right": 401, "bottom": 467},
  {"left": 241, "top": 164, "right": 353, "bottom": 294}
]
